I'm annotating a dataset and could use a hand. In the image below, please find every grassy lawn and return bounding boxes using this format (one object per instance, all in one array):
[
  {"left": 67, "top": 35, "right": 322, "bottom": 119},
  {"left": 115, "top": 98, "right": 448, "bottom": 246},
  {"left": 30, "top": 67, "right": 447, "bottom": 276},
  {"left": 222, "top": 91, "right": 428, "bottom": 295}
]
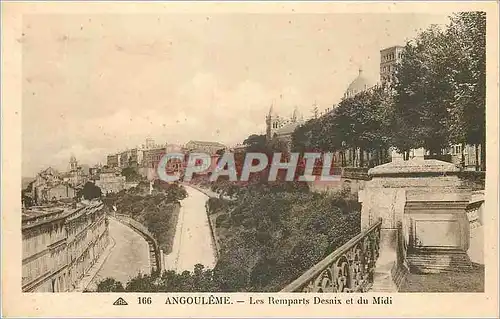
[{"left": 400, "top": 264, "right": 484, "bottom": 292}]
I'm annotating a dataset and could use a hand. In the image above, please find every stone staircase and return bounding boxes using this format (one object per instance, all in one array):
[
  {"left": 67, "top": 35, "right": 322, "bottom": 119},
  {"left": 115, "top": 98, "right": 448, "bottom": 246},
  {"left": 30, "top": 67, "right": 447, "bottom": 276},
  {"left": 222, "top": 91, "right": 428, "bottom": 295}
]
[
  {"left": 370, "top": 229, "right": 399, "bottom": 293},
  {"left": 371, "top": 262, "right": 398, "bottom": 292},
  {"left": 407, "top": 250, "right": 473, "bottom": 274}
]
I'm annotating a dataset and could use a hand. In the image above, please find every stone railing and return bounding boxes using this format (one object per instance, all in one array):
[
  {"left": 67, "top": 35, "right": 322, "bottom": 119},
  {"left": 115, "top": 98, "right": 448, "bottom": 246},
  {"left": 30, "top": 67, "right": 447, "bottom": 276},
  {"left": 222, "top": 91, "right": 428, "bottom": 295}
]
[
  {"left": 391, "top": 221, "right": 409, "bottom": 290},
  {"left": 466, "top": 190, "right": 484, "bottom": 264},
  {"left": 466, "top": 190, "right": 484, "bottom": 229},
  {"left": 281, "top": 218, "right": 382, "bottom": 292},
  {"left": 341, "top": 167, "right": 370, "bottom": 180},
  {"left": 185, "top": 183, "right": 236, "bottom": 201}
]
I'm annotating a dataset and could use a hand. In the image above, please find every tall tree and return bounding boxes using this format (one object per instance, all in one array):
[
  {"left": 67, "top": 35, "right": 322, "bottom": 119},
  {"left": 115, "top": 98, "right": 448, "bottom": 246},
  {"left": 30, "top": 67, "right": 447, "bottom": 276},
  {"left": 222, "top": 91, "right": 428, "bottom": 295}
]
[
  {"left": 80, "top": 182, "right": 102, "bottom": 200},
  {"left": 393, "top": 25, "right": 453, "bottom": 155},
  {"left": 393, "top": 13, "right": 486, "bottom": 167},
  {"left": 445, "top": 12, "right": 486, "bottom": 170},
  {"left": 243, "top": 134, "right": 269, "bottom": 153}
]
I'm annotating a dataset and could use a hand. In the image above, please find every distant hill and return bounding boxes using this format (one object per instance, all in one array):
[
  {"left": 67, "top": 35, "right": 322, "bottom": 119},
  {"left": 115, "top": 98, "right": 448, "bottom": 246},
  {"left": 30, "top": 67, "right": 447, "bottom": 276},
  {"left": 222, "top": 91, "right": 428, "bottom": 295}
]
[{"left": 22, "top": 177, "right": 35, "bottom": 189}]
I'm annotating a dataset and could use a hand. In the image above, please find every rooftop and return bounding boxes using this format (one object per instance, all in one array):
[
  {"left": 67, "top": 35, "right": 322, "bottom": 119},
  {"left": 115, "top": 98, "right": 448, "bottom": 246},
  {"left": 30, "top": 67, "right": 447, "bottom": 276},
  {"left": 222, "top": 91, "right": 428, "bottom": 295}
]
[
  {"left": 22, "top": 204, "right": 73, "bottom": 222},
  {"left": 186, "top": 140, "right": 226, "bottom": 148},
  {"left": 276, "top": 120, "right": 304, "bottom": 136},
  {"left": 22, "top": 200, "right": 103, "bottom": 229},
  {"left": 344, "top": 68, "right": 375, "bottom": 98}
]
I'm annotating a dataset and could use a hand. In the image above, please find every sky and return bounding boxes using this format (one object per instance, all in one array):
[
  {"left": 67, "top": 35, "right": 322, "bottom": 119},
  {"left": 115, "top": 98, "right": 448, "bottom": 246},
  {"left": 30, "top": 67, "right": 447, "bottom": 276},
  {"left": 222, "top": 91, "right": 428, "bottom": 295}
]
[{"left": 22, "top": 13, "right": 451, "bottom": 177}]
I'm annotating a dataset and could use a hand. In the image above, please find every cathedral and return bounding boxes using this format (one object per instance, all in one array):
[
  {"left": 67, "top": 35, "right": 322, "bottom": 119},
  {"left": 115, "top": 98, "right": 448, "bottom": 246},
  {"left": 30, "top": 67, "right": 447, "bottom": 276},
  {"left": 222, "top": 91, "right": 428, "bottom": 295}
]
[
  {"left": 265, "top": 65, "right": 377, "bottom": 156},
  {"left": 265, "top": 105, "right": 303, "bottom": 143},
  {"left": 263, "top": 45, "right": 483, "bottom": 170}
]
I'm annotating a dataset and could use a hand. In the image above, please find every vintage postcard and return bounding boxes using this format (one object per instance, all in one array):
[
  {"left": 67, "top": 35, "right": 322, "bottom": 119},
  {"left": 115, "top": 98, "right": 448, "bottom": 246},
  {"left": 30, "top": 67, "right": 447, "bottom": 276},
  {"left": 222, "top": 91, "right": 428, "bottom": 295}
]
[{"left": 2, "top": 1, "right": 499, "bottom": 318}]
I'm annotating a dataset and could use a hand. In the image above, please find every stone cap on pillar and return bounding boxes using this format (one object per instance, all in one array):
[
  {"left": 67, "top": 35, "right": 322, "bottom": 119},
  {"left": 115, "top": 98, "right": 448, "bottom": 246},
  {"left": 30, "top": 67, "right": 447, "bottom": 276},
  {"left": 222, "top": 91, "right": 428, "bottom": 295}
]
[{"left": 369, "top": 158, "right": 459, "bottom": 177}]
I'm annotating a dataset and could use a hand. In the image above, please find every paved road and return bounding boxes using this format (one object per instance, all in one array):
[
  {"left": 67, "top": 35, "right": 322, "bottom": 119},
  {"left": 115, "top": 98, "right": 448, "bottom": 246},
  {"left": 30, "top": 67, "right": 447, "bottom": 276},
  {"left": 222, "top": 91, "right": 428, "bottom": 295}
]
[
  {"left": 164, "top": 186, "right": 216, "bottom": 272},
  {"left": 88, "top": 218, "right": 150, "bottom": 290}
]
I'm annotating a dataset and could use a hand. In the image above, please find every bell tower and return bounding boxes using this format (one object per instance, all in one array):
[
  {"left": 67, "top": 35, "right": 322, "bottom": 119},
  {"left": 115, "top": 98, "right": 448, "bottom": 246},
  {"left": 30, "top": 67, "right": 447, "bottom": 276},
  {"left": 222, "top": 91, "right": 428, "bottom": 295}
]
[
  {"left": 266, "top": 102, "right": 281, "bottom": 140},
  {"left": 69, "top": 154, "right": 78, "bottom": 171}
]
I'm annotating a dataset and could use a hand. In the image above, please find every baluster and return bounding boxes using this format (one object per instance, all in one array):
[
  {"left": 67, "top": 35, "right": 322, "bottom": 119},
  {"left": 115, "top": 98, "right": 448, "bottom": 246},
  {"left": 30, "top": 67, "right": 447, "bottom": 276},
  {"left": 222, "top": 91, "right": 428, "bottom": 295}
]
[
  {"left": 281, "top": 220, "right": 383, "bottom": 293},
  {"left": 350, "top": 246, "right": 364, "bottom": 291},
  {"left": 335, "top": 256, "right": 350, "bottom": 292}
]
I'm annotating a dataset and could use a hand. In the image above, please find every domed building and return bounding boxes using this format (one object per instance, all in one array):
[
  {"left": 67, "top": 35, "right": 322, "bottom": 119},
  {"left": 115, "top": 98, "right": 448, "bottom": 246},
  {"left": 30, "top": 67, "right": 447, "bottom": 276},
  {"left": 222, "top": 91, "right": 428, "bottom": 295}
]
[{"left": 343, "top": 67, "right": 376, "bottom": 99}]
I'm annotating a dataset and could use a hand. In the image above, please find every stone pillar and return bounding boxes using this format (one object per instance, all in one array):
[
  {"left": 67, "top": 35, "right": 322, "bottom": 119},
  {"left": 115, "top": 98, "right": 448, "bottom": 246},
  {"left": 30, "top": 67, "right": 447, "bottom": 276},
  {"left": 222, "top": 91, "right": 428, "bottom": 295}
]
[
  {"left": 390, "top": 147, "right": 404, "bottom": 162},
  {"left": 360, "top": 158, "right": 473, "bottom": 278}
]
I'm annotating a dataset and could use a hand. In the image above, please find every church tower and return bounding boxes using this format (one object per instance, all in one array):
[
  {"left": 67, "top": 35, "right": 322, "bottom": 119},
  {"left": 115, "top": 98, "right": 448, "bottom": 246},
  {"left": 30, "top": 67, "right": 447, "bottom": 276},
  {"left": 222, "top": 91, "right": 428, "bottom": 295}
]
[
  {"left": 69, "top": 154, "right": 78, "bottom": 171},
  {"left": 291, "top": 106, "right": 298, "bottom": 123},
  {"left": 266, "top": 102, "right": 282, "bottom": 141}
]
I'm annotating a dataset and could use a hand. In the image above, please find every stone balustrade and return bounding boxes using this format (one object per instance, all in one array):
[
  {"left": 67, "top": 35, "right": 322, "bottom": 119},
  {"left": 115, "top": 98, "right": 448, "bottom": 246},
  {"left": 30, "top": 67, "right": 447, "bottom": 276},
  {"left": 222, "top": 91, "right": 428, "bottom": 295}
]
[
  {"left": 466, "top": 190, "right": 484, "bottom": 264},
  {"left": 341, "top": 167, "right": 370, "bottom": 180},
  {"left": 281, "top": 218, "right": 382, "bottom": 292}
]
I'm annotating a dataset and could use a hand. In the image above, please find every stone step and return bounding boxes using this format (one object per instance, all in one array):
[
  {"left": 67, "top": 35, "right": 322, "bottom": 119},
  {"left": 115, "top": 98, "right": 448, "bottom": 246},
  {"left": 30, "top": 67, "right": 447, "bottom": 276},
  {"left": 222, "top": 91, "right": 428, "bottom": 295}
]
[
  {"left": 408, "top": 261, "right": 473, "bottom": 267},
  {"left": 371, "top": 271, "right": 398, "bottom": 293},
  {"left": 407, "top": 251, "right": 473, "bottom": 274}
]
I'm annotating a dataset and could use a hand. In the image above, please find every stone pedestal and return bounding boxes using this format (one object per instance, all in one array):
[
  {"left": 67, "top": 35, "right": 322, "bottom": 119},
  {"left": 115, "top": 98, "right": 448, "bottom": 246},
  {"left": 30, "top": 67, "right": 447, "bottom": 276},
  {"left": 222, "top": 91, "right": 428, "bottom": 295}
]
[{"left": 360, "top": 158, "right": 473, "bottom": 278}]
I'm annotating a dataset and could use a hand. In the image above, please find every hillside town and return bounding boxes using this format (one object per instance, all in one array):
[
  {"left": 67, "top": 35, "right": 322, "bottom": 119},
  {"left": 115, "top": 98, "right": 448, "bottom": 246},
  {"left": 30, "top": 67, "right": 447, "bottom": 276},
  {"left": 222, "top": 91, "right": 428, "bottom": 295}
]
[
  {"left": 22, "top": 41, "right": 483, "bottom": 209},
  {"left": 20, "top": 11, "right": 486, "bottom": 295}
]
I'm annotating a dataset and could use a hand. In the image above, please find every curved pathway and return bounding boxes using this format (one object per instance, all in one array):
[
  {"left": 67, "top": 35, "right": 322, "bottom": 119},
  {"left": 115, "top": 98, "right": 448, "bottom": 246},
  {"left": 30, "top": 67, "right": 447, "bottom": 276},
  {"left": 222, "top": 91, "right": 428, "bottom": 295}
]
[
  {"left": 88, "top": 218, "right": 150, "bottom": 289},
  {"left": 164, "top": 186, "right": 216, "bottom": 272}
]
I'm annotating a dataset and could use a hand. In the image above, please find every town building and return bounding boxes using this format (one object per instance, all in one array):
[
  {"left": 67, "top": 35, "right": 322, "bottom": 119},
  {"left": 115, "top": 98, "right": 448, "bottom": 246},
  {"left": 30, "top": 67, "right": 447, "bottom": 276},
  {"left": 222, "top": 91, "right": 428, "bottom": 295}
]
[
  {"left": 104, "top": 139, "right": 193, "bottom": 180},
  {"left": 265, "top": 105, "right": 305, "bottom": 145},
  {"left": 263, "top": 64, "right": 376, "bottom": 162},
  {"left": 22, "top": 201, "right": 109, "bottom": 292},
  {"left": 143, "top": 146, "right": 167, "bottom": 170},
  {"left": 380, "top": 45, "right": 404, "bottom": 85},
  {"left": 378, "top": 45, "right": 483, "bottom": 170},
  {"left": 32, "top": 167, "right": 78, "bottom": 205},
  {"left": 31, "top": 156, "right": 91, "bottom": 205},
  {"left": 88, "top": 164, "right": 102, "bottom": 179},
  {"left": 32, "top": 167, "right": 62, "bottom": 204},
  {"left": 184, "top": 140, "right": 227, "bottom": 155},
  {"left": 113, "top": 148, "right": 144, "bottom": 169},
  {"left": 182, "top": 141, "right": 226, "bottom": 177},
  {"left": 164, "top": 144, "right": 185, "bottom": 174},
  {"left": 445, "top": 144, "right": 483, "bottom": 170},
  {"left": 230, "top": 143, "right": 247, "bottom": 153},
  {"left": 106, "top": 138, "right": 171, "bottom": 176},
  {"left": 144, "top": 137, "right": 156, "bottom": 150},
  {"left": 344, "top": 67, "right": 377, "bottom": 99},
  {"left": 128, "top": 148, "right": 144, "bottom": 168},
  {"left": 106, "top": 154, "right": 120, "bottom": 168},
  {"left": 45, "top": 184, "right": 77, "bottom": 202},
  {"left": 119, "top": 151, "right": 129, "bottom": 169},
  {"left": 64, "top": 155, "right": 89, "bottom": 187},
  {"left": 94, "top": 167, "right": 126, "bottom": 195}
]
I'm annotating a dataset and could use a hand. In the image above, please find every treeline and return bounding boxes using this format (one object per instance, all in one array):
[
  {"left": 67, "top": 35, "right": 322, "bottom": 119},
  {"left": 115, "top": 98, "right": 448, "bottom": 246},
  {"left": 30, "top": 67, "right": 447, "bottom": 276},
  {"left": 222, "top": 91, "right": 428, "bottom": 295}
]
[
  {"left": 95, "top": 185, "right": 360, "bottom": 292},
  {"left": 293, "top": 12, "right": 486, "bottom": 169}
]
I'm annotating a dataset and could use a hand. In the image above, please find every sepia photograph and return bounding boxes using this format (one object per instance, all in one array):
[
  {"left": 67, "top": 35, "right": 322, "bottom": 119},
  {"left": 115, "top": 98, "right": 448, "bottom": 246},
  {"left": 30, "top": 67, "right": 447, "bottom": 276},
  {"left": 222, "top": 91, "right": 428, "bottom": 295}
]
[{"left": 2, "top": 1, "right": 499, "bottom": 318}]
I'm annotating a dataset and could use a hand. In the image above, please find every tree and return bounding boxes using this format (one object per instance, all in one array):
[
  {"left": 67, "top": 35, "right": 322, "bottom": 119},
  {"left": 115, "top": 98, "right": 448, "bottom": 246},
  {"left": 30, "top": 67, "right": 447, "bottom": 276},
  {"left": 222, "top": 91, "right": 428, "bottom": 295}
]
[
  {"left": 445, "top": 12, "right": 486, "bottom": 170},
  {"left": 126, "top": 273, "right": 157, "bottom": 292},
  {"left": 121, "top": 167, "right": 142, "bottom": 182},
  {"left": 22, "top": 181, "right": 34, "bottom": 208},
  {"left": 311, "top": 104, "right": 319, "bottom": 119},
  {"left": 243, "top": 134, "right": 268, "bottom": 153},
  {"left": 293, "top": 86, "right": 393, "bottom": 167},
  {"left": 392, "top": 13, "right": 485, "bottom": 167},
  {"left": 392, "top": 25, "right": 453, "bottom": 155},
  {"left": 268, "top": 136, "right": 289, "bottom": 153},
  {"left": 80, "top": 182, "right": 102, "bottom": 200},
  {"left": 96, "top": 278, "right": 125, "bottom": 292}
]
